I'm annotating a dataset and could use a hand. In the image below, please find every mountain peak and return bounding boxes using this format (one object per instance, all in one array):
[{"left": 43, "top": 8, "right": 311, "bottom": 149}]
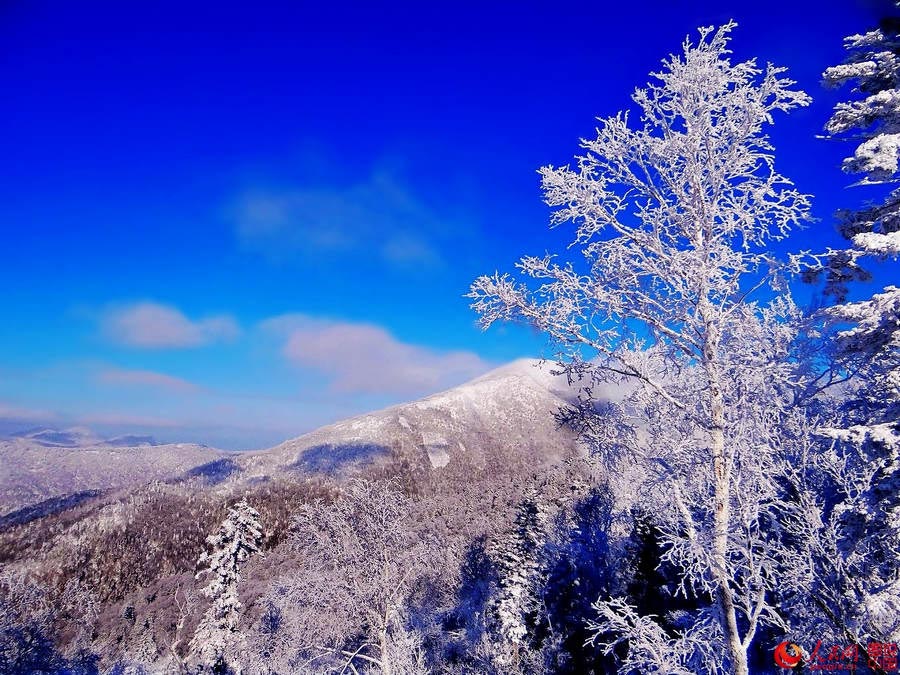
[{"left": 465, "top": 358, "right": 575, "bottom": 398}]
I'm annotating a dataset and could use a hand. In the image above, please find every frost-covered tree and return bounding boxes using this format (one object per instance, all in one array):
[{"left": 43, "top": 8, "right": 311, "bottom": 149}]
[
  {"left": 0, "top": 571, "right": 63, "bottom": 674},
  {"left": 469, "top": 23, "right": 812, "bottom": 675},
  {"left": 253, "top": 479, "right": 439, "bottom": 675},
  {"left": 165, "top": 584, "right": 197, "bottom": 674},
  {"left": 815, "top": 12, "right": 900, "bottom": 491},
  {"left": 778, "top": 289, "right": 900, "bottom": 658},
  {"left": 0, "top": 571, "right": 100, "bottom": 675},
  {"left": 488, "top": 488, "right": 550, "bottom": 669},
  {"left": 188, "top": 499, "right": 263, "bottom": 673},
  {"left": 825, "top": 286, "right": 900, "bottom": 437},
  {"left": 809, "top": 13, "right": 900, "bottom": 298},
  {"left": 777, "top": 16, "right": 900, "bottom": 654}
]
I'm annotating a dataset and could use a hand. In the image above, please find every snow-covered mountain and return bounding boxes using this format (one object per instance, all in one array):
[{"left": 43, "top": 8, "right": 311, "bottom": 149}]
[
  {"left": 0, "top": 437, "right": 223, "bottom": 515},
  {"left": 5, "top": 426, "right": 164, "bottom": 449},
  {"left": 8, "top": 426, "right": 106, "bottom": 448},
  {"left": 0, "top": 359, "right": 592, "bottom": 518},
  {"left": 0, "top": 358, "right": 607, "bottom": 671},
  {"left": 233, "top": 358, "right": 585, "bottom": 483}
]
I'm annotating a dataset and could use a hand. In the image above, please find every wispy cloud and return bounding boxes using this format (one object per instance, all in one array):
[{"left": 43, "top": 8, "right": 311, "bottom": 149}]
[
  {"left": 79, "top": 412, "right": 183, "bottom": 428},
  {"left": 381, "top": 234, "right": 442, "bottom": 266},
  {"left": 263, "top": 314, "right": 493, "bottom": 396},
  {"left": 102, "top": 302, "right": 240, "bottom": 349},
  {"left": 232, "top": 171, "right": 447, "bottom": 267},
  {"left": 0, "top": 401, "right": 58, "bottom": 422},
  {"left": 96, "top": 367, "right": 201, "bottom": 393}
]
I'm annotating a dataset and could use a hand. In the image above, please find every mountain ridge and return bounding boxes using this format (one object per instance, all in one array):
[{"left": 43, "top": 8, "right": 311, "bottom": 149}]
[{"left": 0, "top": 359, "right": 590, "bottom": 515}]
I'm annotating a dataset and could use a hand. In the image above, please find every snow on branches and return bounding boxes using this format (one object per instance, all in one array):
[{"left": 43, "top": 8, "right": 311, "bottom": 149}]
[
  {"left": 812, "top": 16, "right": 900, "bottom": 298},
  {"left": 489, "top": 489, "right": 551, "bottom": 661},
  {"left": 252, "top": 479, "right": 437, "bottom": 675},
  {"left": 469, "top": 22, "right": 812, "bottom": 675},
  {"left": 188, "top": 498, "right": 263, "bottom": 672}
]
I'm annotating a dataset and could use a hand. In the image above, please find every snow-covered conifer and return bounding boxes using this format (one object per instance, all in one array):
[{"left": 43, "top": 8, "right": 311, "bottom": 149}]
[
  {"left": 780, "top": 16, "right": 900, "bottom": 649},
  {"left": 188, "top": 498, "right": 263, "bottom": 673},
  {"left": 489, "top": 489, "right": 550, "bottom": 666},
  {"left": 778, "top": 286, "right": 900, "bottom": 653},
  {"left": 809, "top": 14, "right": 900, "bottom": 298}
]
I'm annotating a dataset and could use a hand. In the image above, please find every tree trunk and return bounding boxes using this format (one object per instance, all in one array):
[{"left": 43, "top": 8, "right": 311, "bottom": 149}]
[
  {"left": 704, "top": 311, "right": 748, "bottom": 675},
  {"left": 379, "top": 613, "right": 393, "bottom": 675},
  {"left": 711, "top": 419, "right": 748, "bottom": 675}
]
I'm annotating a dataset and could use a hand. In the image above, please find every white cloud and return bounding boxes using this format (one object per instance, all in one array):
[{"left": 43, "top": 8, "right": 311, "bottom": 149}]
[
  {"left": 381, "top": 234, "right": 442, "bottom": 266},
  {"left": 0, "top": 401, "right": 57, "bottom": 422},
  {"left": 265, "top": 315, "right": 493, "bottom": 396},
  {"left": 232, "top": 171, "right": 446, "bottom": 267},
  {"left": 97, "top": 367, "right": 200, "bottom": 393},
  {"left": 102, "top": 302, "right": 240, "bottom": 349},
  {"left": 79, "top": 412, "right": 183, "bottom": 428}
]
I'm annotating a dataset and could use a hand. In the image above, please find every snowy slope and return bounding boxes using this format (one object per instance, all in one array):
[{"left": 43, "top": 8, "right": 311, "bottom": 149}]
[
  {"left": 0, "top": 439, "right": 223, "bottom": 515},
  {"left": 0, "top": 359, "right": 602, "bottom": 516},
  {"left": 234, "top": 359, "right": 591, "bottom": 482}
]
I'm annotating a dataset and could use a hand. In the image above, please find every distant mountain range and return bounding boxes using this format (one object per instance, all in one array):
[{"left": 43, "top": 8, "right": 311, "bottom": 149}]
[
  {"left": 6, "top": 426, "right": 163, "bottom": 448},
  {"left": 0, "top": 431, "right": 222, "bottom": 515},
  {"left": 0, "top": 359, "right": 597, "bottom": 518}
]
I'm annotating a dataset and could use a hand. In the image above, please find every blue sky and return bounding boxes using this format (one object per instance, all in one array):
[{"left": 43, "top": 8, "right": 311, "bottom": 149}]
[{"left": 0, "top": 0, "right": 895, "bottom": 449}]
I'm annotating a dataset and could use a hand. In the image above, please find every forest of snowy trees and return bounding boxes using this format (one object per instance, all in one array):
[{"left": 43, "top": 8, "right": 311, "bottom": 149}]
[{"left": 1, "top": 16, "right": 898, "bottom": 675}]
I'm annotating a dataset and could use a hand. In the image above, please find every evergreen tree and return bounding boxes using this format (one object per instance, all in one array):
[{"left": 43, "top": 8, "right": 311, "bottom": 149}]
[
  {"left": 779, "top": 291, "right": 900, "bottom": 655},
  {"left": 489, "top": 489, "right": 549, "bottom": 667},
  {"left": 809, "top": 10, "right": 900, "bottom": 298},
  {"left": 781, "top": 13, "right": 900, "bottom": 653},
  {"left": 188, "top": 499, "right": 263, "bottom": 673}
]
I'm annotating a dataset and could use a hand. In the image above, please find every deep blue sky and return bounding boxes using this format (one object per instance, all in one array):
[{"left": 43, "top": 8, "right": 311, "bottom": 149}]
[{"left": 0, "top": 0, "right": 894, "bottom": 449}]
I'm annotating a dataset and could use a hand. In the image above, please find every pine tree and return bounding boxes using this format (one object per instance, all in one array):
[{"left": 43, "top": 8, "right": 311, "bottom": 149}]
[
  {"left": 188, "top": 499, "right": 263, "bottom": 673},
  {"left": 810, "top": 12, "right": 900, "bottom": 298},
  {"left": 489, "top": 488, "right": 549, "bottom": 667},
  {"left": 782, "top": 14, "right": 900, "bottom": 650},
  {"left": 780, "top": 289, "right": 900, "bottom": 653}
]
